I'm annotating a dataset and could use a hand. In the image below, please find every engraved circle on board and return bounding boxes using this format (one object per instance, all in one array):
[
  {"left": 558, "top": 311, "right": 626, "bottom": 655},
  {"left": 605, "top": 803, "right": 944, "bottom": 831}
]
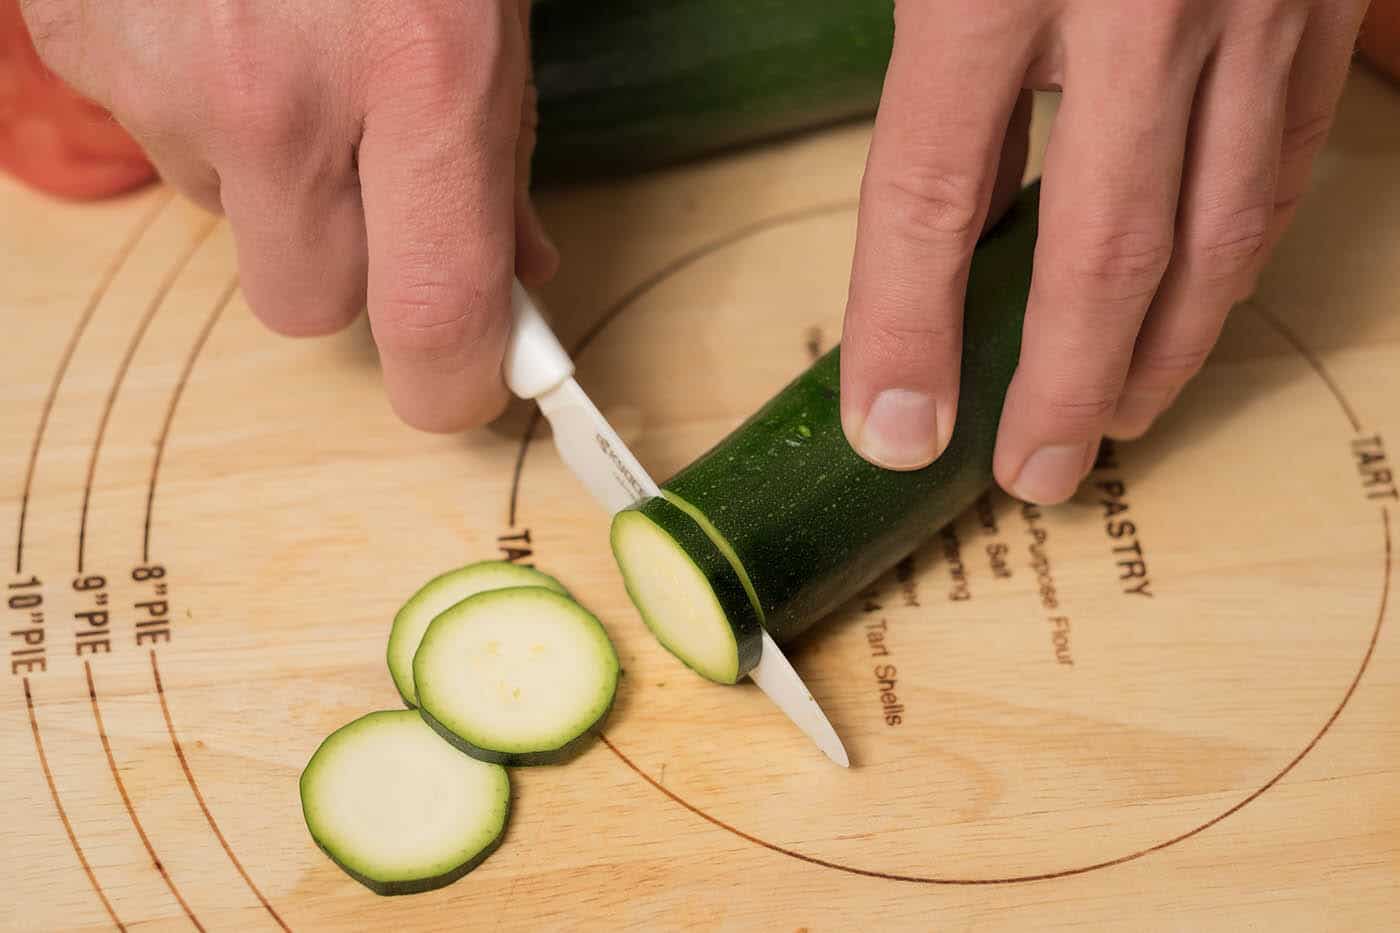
[{"left": 511, "top": 204, "right": 1388, "bottom": 882}]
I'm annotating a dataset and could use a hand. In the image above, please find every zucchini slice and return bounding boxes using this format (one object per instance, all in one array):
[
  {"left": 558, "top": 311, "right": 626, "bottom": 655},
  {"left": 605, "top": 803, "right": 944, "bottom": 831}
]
[
  {"left": 299, "top": 710, "right": 510, "bottom": 896},
  {"left": 610, "top": 495, "right": 762, "bottom": 684},
  {"left": 387, "top": 561, "right": 568, "bottom": 707},
  {"left": 612, "top": 183, "right": 1042, "bottom": 680},
  {"left": 413, "top": 587, "right": 619, "bottom": 765}
]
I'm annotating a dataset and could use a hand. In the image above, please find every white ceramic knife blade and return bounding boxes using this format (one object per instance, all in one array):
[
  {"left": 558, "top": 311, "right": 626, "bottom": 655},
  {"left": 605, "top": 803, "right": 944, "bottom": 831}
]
[{"left": 504, "top": 281, "right": 850, "bottom": 767}]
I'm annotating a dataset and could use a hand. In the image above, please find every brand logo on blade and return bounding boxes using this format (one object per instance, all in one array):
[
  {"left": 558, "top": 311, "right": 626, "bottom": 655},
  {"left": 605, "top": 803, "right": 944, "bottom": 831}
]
[{"left": 596, "top": 433, "right": 649, "bottom": 503}]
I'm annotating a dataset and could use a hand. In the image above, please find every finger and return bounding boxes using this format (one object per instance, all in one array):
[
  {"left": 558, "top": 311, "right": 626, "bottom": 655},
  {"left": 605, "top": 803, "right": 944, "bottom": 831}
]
[
  {"left": 993, "top": 12, "right": 1209, "bottom": 504},
  {"left": 129, "top": 138, "right": 224, "bottom": 213},
  {"left": 841, "top": 6, "right": 1037, "bottom": 470},
  {"left": 1266, "top": 2, "right": 1369, "bottom": 249},
  {"left": 1109, "top": 9, "right": 1306, "bottom": 439},
  {"left": 202, "top": 54, "right": 367, "bottom": 337},
  {"left": 359, "top": 5, "right": 525, "bottom": 432},
  {"left": 222, "top": 166, "right": 367, "bottom": 337},
  {"left": 513, "top": 0, "right": 557, "bottom": 288}
]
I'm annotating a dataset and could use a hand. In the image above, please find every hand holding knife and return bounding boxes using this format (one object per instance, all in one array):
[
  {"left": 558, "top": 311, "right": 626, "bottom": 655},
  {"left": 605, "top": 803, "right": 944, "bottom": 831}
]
[{"left": 503, "top": 280, "right": 849, "bottom": 768}]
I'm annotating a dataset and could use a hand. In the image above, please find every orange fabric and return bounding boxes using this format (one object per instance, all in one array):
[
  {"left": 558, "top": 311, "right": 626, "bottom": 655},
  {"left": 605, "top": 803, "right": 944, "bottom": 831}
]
[{"left": 0, "top": 0, "right": 155, "bottom": 199}]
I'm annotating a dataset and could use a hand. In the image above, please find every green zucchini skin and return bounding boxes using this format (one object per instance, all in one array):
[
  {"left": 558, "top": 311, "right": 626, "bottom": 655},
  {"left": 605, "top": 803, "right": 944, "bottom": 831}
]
[
  {"left": 530, "top": 0, "right": 894, "bottom": 183},
  {"left": 660, "top": 183, "right": 1041, "bottom": 643},
  {"left": 312, "top": 820, "right": 506, "bottom": 897},
  {"left": 417, "top": 702, "right": 607, "bottom": 768}
]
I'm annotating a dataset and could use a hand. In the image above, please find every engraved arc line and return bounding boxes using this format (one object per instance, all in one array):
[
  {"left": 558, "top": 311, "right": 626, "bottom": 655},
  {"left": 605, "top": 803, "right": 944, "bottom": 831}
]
[
  {"left": 599, "top": 505, "right": 1390, "bottom": 884},
  {"left": 24, "top": 677, "right": 127, "bottom": 931},
  {"left": 137, "top": 271, "right": 293, "bottom": 928},
  {"left": 76, "top": 215, "right": 220, "bottom": 573},
  {"left": 506, "top": 198, "right": 860, "bottom": 527},
  {"left": 508, "top": 202, "right": 1392, "bottom": 882},
  {"left": 1250, "top": 301, "right": 1363, "bottom": 433},
  {"left": 151, "top": 650, "right": 291, "bottom": 932},
  {"left": 143, "top": 276, "right": 239, "bottom": 563},
  {"left": 14, "top": 189, "right": 170, "bottom": 932},
  {"left": 14, "top": 191, "right": 172, "bottom": 574},
  {"left": 85, "top": 661, "right": 205, "bottom": 930}
]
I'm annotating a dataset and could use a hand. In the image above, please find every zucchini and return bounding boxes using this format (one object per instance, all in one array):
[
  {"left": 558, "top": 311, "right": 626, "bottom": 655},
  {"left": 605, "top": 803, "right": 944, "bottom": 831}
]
[
  {"left": 611, "top": 182, "right": 1040, "bottom": 680},
  {"left": 414, "top": 587, "right": 620, "bottom": 765},
  {"left": 299, "top": 710, "right": 510, "bottom": 896},
  {"left": 387, "top": 561, "right": 568, "bottom": 707},
  {"left": 530, "top": 0, "right": 894, "bottom": 183}
]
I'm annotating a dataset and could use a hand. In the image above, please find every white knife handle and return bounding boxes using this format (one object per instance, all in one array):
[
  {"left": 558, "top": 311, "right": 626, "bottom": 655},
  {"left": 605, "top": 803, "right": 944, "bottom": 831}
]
[{"left": 504, "top": 280, "right": 575, "bottom": 400}]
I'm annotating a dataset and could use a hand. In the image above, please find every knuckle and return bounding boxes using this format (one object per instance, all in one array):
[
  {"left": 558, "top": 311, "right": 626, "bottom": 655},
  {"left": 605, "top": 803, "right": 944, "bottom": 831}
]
[
  {"left": 1271, "top": 187, "right": 1306, "bottom": 218},
  {"left": 865, "top": 314, "right": 960, "bottom": 351},
  {"left": 225, "top": 91, "right": 307, "bottom": 156},
  {"left": 1035, "top": 383, "right": 1120, "bottom": 433},
  {"left": 1225, "top": 0, "right": 1309, "bottom": 46},
  {"left": 1063, "top": 227, "right": 1174, "bottom": 301},
  {"left": 1133, "top": 0, "right": 1211, "bottom": 64},
  {"left": 1192, "top": 202, "right": 1272, "bottom": 277},
  {"left": 370, "top": 1, "right": 502, "bottom": 97},
  {"left": 876, "top": 168, "right": 985, "bottom": 245},
  {"left": 1280, "top": 112, "right": 1333, "bottom": 162},
  {"left": 375, "top": 270, "right": 505, "bottom": 361},
  {"left": 1131, "top": 342, "right": 1213, "bottom": 385},
  {"left": 858, "top": 313, "right": 961, "bottom": 376},
  {"left": 200, "top": 36, "right": 305, "bottom": 155}
]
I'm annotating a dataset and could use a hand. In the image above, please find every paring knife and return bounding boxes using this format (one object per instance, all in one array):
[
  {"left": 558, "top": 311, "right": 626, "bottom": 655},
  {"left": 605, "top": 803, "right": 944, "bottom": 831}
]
[{"left": 503, "top": 279, "right": 850, "bottom": 768}]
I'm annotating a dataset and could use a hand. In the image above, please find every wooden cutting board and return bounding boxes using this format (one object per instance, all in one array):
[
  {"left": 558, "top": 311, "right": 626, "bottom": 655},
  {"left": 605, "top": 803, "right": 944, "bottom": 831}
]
[{"left": 3, "top": 75, "right": 1398, "bottom": 933}]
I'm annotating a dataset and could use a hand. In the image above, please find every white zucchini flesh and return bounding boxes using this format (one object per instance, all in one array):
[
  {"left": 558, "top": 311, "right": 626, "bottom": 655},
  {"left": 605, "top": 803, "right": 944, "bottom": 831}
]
[
  {"left": 414, "top": 587, "right": 619, "bottom": 764},
  {"left": 299, "top": 710, "right": 510, "bottom": 895},
  {"left": 610, "top": 510, "right": 741, "bottom": 684},
  {"left": 387, "top": 561, "right": 567, "bottom": 707}
]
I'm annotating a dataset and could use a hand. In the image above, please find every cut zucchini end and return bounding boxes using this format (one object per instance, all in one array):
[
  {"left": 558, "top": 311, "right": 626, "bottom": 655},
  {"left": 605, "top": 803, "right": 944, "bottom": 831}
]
[
  {"left": 387, "top": 561, "right": 568, "bottom": 707},
  {"left": 659, "top": 490, "right": 766, "bottom": 623},
  {"left": 413, "top": 587, "right": 619, "bottom": 766},
  {"left": 610, "top": 507, "right": 747, "bottom": 685},
  {"left": 299, "top": 709, "right": 510, "bottom": 896}
]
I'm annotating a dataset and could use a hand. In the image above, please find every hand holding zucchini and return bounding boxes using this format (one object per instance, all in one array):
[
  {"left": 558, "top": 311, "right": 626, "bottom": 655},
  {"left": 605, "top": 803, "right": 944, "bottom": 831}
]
[{"left": 612, "top": 183, "right": 1040, "bottom": 682}]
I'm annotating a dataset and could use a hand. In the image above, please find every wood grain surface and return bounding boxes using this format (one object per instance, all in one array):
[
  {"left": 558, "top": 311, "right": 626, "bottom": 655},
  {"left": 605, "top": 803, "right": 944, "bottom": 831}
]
[{"left": 2, "top": 76, "right": 1397, "bottom": 933}]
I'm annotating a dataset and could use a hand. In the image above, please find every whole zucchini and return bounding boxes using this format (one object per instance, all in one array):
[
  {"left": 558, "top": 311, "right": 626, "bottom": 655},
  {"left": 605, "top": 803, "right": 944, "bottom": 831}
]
[
  {"left": 612, "top": 183, "right": 1039, "bottom": 683},
  {"left": 530, "top": 0, "right": 895, "bottom": 183}
]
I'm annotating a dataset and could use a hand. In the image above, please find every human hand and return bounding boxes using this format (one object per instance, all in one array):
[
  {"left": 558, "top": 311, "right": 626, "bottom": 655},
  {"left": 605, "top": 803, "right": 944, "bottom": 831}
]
[
  {"left": 840, "top": 0, "right": 1368, "bottom": 503},
  {"left": 21, "top": 0, "right": 558, "bottom": 431}
]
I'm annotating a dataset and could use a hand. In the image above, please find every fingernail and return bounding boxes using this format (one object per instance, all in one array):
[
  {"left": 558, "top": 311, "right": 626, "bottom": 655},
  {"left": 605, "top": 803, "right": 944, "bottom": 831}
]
[
  {"left": 1012, "top": 442, "right": 1091, "bottom": 504},
  {"left": 1108, "top": 387, "right": 1171, "bottom": 439},
  {"left": 855, "top": 389, "right": 942, "bottom": 470}
]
